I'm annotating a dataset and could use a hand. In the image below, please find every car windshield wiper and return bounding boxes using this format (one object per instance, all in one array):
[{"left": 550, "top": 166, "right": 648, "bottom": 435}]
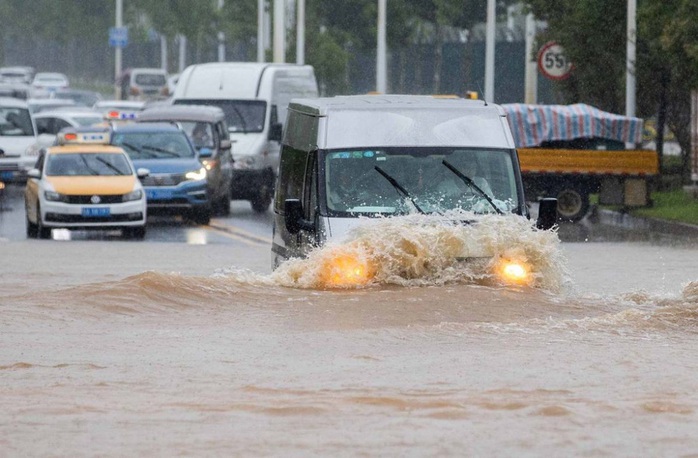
[
  {"left": 95, "top": 156, "right": 126, "bottom": 175},
  {"left": 79, "top": 154, "right": 100, "bottom": 175},
  {"left": 442, "top": 159, "right": 503, "bottom": 215},
  {"left": 141, "top": 145, "right": 183, "bottom": 158},
  {"left": 374, "top": 165, "right": 425, "bottom": 214},
  {"left": 118, "top": 141, "right": 155, "bottom": 158}
]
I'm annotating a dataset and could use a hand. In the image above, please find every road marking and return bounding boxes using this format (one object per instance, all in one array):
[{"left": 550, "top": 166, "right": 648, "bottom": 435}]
[{"left": 206, "top": 222, "right": 272, "bottom": 246}]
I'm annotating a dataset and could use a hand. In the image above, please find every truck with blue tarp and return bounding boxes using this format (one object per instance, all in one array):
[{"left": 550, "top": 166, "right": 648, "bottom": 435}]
[{"left": 501, "top": 103, "right": 659, "bottom": 222}]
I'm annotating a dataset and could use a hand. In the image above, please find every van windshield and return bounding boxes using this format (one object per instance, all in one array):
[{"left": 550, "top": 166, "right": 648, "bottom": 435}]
[
  {"left": 174, "top": 99, "right": 266, "bottom": 133},
  {"left": 322, "top": 147, "right": 521, "bottom": 216}
]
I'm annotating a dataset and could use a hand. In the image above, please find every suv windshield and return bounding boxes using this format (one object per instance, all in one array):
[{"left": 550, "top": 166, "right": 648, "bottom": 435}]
[
  {"left": 0, "top": 106, "right": 35, "bottom": 136},
  {"left": 175, "top": 99, "right": 266, "bottom": 133},
  {"left": 323, "top": 147, "right": 520, "bottom": 216},
  {"left": 112, "top": 131, "right": 195, "bottom": 159}
]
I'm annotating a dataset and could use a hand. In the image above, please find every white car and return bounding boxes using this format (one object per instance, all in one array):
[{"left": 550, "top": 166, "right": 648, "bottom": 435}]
[
  {"left": 24, "top": 130, "right": 148, "bottom": 239},
  {"left": 31, "top": 72, "right": 69, "bottom": 93},
  {"left": 0, "top": 97, "right": 38, "bottom": 182},
  {"left": 34, "top": 109, "right": 104, "bottom": 136}
]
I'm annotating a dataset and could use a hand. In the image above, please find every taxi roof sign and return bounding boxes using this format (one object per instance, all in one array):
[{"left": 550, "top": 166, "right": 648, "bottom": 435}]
[
  {"left": 57, "top": 130, "right": 110, "bottom": 145},
  {"left": 105, "top": 110, "right": 138, "bottom": 121}
]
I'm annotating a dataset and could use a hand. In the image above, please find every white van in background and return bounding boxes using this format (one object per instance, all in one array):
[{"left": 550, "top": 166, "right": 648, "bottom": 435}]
[{"left": 172, "top": 62, "right": 318, "bottom": 212}]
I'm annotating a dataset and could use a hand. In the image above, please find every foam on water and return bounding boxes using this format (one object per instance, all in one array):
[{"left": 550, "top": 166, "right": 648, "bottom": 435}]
[{"left": 268, "top": 212, "right": 567, "bottom": 291}]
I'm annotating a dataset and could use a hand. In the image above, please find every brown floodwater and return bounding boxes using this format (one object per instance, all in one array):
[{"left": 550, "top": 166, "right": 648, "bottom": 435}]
[{"left": 2, "top": 214, "right": 698, "bottom": 456}]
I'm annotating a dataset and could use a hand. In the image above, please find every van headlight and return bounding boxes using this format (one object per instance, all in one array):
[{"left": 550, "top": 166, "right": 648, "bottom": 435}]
[
  {"left": 185, "top": 167, "right": 207, "bottom": 181},
  {"left": 496, "top": 259, "right": 531, "bottom": 285},
  {"left": 44, "top": 190, "right": 69, "bottom": 203},
  {"left": 123, "top": 189, "right": 143, "bottom": 202}
]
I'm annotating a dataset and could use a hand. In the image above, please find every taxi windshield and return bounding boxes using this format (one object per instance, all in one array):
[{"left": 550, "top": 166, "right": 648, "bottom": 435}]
[
  {"left": 111, "top": 131, "right": 195, "bottom": 159},
  {"left": 45, "top": 153, "right": 133, "bottom": 176},
  {"left": 323, "top": 147, "right": 521, "bottom": 216}
]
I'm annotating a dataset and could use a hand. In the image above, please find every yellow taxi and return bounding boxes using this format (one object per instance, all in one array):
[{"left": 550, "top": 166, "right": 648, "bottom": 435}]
[{"left": 24, "top": 130, "right": 148, "bottom": 239}]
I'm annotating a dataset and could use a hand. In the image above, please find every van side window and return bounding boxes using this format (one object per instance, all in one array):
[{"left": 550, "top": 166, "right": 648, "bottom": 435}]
[
  {"left": 274, "top": 145, "right": 308, "bottom": 213},
  {"left": 270, "top": 105, "right": 278, "bottom": 126}
]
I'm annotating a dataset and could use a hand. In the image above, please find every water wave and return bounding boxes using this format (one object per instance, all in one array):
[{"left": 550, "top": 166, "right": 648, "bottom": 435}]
[{"left": 269, "top": 213, "right": 567, "bottom": 291}]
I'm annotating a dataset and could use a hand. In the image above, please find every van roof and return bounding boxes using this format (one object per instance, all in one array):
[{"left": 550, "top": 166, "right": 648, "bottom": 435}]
[
  {"left": 286, "top": 95, "right": 514, "bottom": 150},
  {"left": 175, "top": 62, "right": 315, "bottom": 99},
  {"left": 288, "top": 94, "right": 503, "bottom": 115},
  {"left": 137, "top": 105, "right": 225, "bottom": 123}
]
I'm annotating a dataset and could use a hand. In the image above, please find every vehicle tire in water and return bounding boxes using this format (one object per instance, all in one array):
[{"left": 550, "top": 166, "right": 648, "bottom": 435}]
[
  {"left": 556, "top": 183, "right": 590, "bottom": 222},
  {"left": 189, "top": 207, "right": 211, "bottom": 225},
  {"left": 123, "top": 226, "right": 146, "bottom": 239}
]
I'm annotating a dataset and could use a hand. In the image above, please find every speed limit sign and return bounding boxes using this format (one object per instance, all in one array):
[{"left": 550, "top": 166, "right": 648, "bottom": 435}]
[{"left": 537, "top": 41, "right": 573, "bottom": 80}]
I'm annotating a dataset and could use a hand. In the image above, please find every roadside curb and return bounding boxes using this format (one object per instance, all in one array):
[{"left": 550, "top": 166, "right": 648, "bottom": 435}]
[{"left": 593, "top": 207, "right": 698, "bottom": 238}]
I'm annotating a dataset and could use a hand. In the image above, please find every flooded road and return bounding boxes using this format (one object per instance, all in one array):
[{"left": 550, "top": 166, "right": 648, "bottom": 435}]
[{"left": 2, "top": 214, "right": 698, "bottom": 456}]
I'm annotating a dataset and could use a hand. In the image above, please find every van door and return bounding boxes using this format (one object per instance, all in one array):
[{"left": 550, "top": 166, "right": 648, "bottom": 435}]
[
  {"left": 298, "top": 152, "right": 320, "bottom": 256},
  {"left": 272, "top": 145, "right": 309, "bottom": 261}
]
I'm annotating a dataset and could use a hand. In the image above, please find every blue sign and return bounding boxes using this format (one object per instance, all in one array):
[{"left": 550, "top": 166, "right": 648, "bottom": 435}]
[{"left": 109, "top": 27, "right": 128, "bottom": 48}]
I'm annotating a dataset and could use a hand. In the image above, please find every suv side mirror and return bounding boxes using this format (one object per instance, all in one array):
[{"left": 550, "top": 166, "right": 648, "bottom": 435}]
[
  {"left": 284, "top": 199, "right": 315, "bottom": 234},
  {"left": 136, "top": 168, "right": 150, "bottom": 178},
  {"left": 268, "top": 122, "right": 283, "bottom": 142},
  {"left": 220, "top": 139, "right": 232, "bottom": 150},
  {"left": 536, "top": 198, "right": 558, "bottom": 230},
  {"left": 198, "top": 147, "right": 213, "bottom": 158}
]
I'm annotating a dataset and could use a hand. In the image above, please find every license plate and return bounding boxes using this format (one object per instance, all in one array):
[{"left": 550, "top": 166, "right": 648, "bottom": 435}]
[
  {"left": 146, "top": 188, "right": 172, "bottom": 200},
  {"left": 82, "top": 207, "right": 110, "bottom": 217},
  {"left": 1, "top": 171, "right": 14, "bottom": 180}
]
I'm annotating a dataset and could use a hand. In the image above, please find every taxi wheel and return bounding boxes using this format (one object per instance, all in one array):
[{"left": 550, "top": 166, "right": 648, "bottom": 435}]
[
  {"left": 36, "top": 205, "right": 51, "bottom": 239},
  {"left": 26, "top": 215, "right": 38, "bottom": 238},
  {"left": 124, "top": 226, "right": 146, "bottom": 240}
]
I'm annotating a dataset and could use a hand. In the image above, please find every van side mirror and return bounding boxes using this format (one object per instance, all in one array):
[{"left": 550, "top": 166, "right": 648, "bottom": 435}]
[
  {"left": 284, "top": 199, "right": 315, "bottom": 234},
  {"left": 220, "top": 139, "right": 232, "bottom": 150},
  {"left": 268, "top": 122, "right": 283, "bottom": 142},
  {"left": 536, "top": 198, "right": 558, "bottom": 230}
]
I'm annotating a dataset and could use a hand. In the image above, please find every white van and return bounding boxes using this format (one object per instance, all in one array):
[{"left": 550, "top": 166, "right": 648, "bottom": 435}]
[
  {"left": 172, "top": 62, "right": 318, "bottom": 212},
  {"left": 271, "top": 95, "right": 557, "bottom": 269}
]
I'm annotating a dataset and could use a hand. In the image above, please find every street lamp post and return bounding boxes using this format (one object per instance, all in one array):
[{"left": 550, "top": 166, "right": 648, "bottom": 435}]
[
  {"left": 114, "top": 0, "right": 123, "bottom": 100},
  {"left": 626, "top": 0, "right": 636, "bottom": 118},
  {"left": 484, "top": 0, "right": 495, "bottom": 103},
  {"left": 376, "top": 0, "right": 387, "bottom": 94}
]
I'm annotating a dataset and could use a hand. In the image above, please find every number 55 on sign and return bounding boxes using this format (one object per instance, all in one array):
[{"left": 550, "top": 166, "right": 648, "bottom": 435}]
[{"left": 537, "top": 41, "right": 573, "bottom": 81}]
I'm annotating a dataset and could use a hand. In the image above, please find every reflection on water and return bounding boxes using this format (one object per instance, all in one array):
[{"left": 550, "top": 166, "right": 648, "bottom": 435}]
[{"left": 3, "top": 213, "right": 698, "bottom": 456}]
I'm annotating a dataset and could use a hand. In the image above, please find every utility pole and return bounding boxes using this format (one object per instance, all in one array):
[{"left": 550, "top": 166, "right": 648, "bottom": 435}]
[
  {"left": 376, "top": 0, "right": 387, "bottom": 94},
  {"left": 524, "top": 13, "right": 537, "bottom": 104},
  {"left": 218, "top": 0, "right": 226, "bottom": 62},
  {"left": 626, "top": 0, "right": 636, "bottom": 118},
  {"left": 296, "top": 0, "right": 305, "bottom": 65},
  {"left": 484, "top": 0, "right": 495, "bottom": 103},
  {"left": 273, "top": 0, "right": 285, "bottom": 63},
  {"left": 114, "top": 0, "right": 123, "bottom": 100}
]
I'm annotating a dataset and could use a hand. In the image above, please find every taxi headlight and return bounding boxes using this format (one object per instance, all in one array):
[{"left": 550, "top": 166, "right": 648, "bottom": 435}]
[
  {"left": 44, "top": 190, "right": 68, "bottom": 203},
  {"left": 123, "top": 189, "right": 143, "bottom": 202},
  {"left": 185, "top": 167, "right": 207, "bottom": 181}
]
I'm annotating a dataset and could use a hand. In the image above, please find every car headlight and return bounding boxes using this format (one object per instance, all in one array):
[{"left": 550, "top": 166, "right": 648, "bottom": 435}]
[
  {"left": 123, "top": 189, "right": 143, "bottom": 202},
  {"left": 44, "top": 190, "right": 68, "bottom": 203},
  {"left": 185, "top": 167, "right": 207, "bottom": 181}
]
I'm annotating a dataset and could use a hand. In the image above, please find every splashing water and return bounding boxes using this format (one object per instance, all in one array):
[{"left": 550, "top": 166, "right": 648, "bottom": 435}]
[{"left": 270, "top": 212, "right": 567, "bottom": 291}]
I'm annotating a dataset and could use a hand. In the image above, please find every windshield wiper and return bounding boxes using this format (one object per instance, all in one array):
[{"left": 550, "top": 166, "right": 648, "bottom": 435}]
[
  {"left": 374, "top": 166, "right": 425, "bottom": 214},
  {"left": 442, "top": 160, "right": 503, "bottom": 215},
  {"left": 95, "top": 156, "right": 126, "bottom": 175},
  {"left": 79, "top": 154, "right": 99, "bottom": 175},
  {"left": 141, "top": 145, "right": 182, "bottom": 158},
  {"left": 230, "top": 104, "right": 248, "bottom": 134}
]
